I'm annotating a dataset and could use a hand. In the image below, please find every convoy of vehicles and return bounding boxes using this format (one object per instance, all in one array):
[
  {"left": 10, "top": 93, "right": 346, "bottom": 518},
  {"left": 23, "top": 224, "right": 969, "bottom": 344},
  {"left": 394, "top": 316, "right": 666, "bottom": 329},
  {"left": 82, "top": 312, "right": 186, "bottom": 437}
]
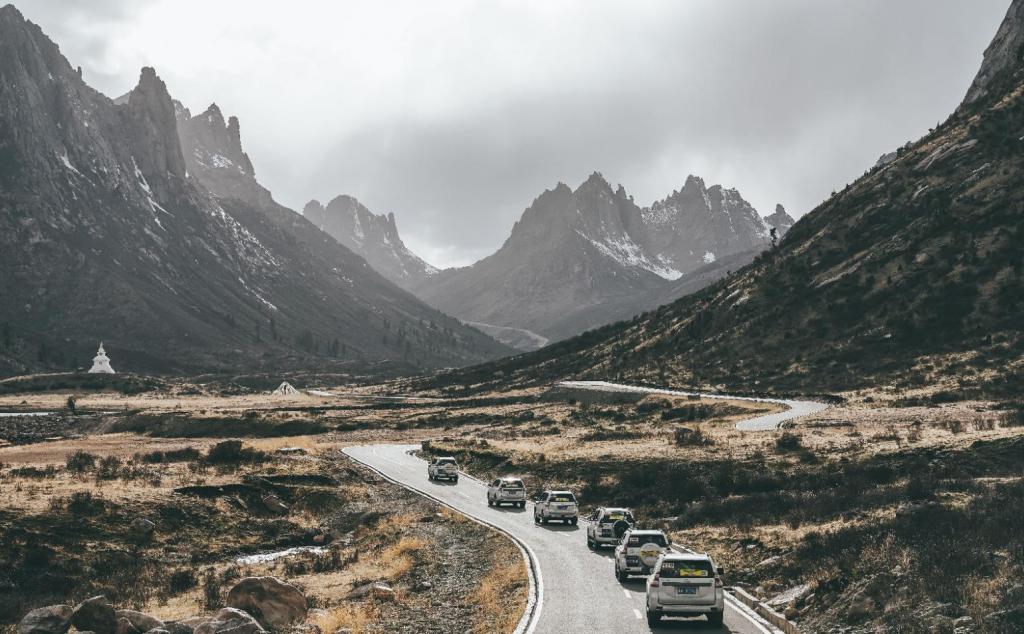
[
  {"left": 426, "top": 456, "right": 459, "bottom": 482},
  {"left": 533, "top": 490, "right": 579, "bottom": 524},
  {"left": 428, "top": 466, "right": 727, "bottom": 627}
]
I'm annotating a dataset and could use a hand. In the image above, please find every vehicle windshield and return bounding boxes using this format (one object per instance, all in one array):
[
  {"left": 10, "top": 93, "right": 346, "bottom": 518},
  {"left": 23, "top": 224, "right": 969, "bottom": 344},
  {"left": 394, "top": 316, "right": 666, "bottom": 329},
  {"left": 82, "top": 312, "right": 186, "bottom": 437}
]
[
  {"left": 437, "top": 458, "right": 456, "bottom": 465},
  {"left": 660, "top": 560, "right": 714, "bottom": 578},
  {"left": 550, "top": 493, "right": 575, "bottom": 502},
  {"left": 501, "top": 479, "right": 524, "bottom": 488},
  {"left": 628, "top": 534, "right": 667, "bottom": 547}
]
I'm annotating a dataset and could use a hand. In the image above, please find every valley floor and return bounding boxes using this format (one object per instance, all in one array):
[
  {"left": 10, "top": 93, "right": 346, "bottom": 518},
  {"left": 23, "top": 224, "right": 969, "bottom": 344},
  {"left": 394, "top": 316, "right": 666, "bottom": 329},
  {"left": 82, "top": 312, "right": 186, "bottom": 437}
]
[{"left": 0, "top": 378, "right": 1022, "bottom": 633}]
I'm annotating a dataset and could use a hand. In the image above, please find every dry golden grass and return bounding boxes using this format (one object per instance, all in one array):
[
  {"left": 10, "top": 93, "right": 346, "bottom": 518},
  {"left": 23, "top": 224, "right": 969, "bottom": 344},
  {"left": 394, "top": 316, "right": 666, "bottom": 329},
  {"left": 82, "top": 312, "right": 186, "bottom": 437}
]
[
  {"left": 314, "top": 601, "right": 380, "bottom": 634},
  {"left": 377, "top": 536, "right": 427, "bottom": 581},
  {"left": 469, "top": 538, "right": 528, "bottom": 634}
]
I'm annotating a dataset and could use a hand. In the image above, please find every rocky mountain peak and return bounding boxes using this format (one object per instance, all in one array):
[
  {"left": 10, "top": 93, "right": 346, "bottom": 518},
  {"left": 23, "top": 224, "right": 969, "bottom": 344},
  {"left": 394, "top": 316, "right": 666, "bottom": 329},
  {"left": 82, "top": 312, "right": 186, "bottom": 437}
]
[
  {"left": 577, "top": 171, "right": 612, "bottom": 193},
  {"left": 763, "top": 203, "right": 796, "bottom": 237},
  {"left": 963, "top": 0, "right": 1024, "bottom": 107},
  {"left": 120, "top": 66, "right": 187, "bottom": 198},
  {"left": 176, "top": 100, "right": 259, "bottom": 203},
  {"left": 306, "top": 194, "right": 437, "bottom": 289}
]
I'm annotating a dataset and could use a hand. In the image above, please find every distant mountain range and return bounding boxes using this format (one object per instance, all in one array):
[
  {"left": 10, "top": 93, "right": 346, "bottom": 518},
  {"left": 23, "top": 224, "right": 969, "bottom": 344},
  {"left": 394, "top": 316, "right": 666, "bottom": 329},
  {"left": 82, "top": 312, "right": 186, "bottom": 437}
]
[
  {"left": 313, "top": 175, "right": 792, "bottom": 350},
  {"left": 0, "top": 5, "right": 509, "bottom": 376},
  {"left": 434, "top": 0, "right": 1024, "bottom": 396}
]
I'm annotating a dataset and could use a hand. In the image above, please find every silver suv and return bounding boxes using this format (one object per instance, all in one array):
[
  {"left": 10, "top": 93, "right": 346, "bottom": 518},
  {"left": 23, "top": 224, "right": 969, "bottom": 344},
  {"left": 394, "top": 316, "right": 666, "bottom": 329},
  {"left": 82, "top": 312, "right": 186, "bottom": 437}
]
[
  {"left": 646, "top": 552, "right": 725, "bottom": 627},
  {"left": 533, "top": 490, "right": 578, "bottom": 525},
  {"left": 614, "top": 529, "right": 670, "bottom": 581},
  {"left": 427, "top": 457, "right": 459, "bottom": 482},
  {"left": 586, "top": 507, "right": 635, "bottom": 549},
  {"left": 487, "top": 477, "right": 526, "bottom": 508}
]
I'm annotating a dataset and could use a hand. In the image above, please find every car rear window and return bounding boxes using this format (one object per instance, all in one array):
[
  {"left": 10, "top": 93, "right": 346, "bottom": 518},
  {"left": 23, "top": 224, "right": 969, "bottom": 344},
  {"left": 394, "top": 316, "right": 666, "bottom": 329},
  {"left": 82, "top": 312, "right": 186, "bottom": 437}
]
[
  {"left": 628, "top": 534, "right": 667, "bottom": 547},
  {"left": 603, "top": 511, "right": 633, "bottom": 523},
  {"left": 438, "top": 458, "right": 456, "bottom": 465},
  {"left": 550, "top": 493, "right": 575, "bottom": 502},
  {"left": 501, "top": 479, "right": 523, "bottom": 488},
  {"left": 660, "top": 560, "right": 714, "bottom": 577}
]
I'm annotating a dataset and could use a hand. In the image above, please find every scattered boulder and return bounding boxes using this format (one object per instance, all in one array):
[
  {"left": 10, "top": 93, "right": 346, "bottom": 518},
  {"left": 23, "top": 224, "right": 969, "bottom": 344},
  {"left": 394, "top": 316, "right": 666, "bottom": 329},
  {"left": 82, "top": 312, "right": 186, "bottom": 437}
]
[
  {"left": 193, "top": 608, "right": 264, "bottom": 634},
  {"left": 129, "top": 519, "right": 156, "bottom": 541},
  {"left": 259, "top": 494, "right": 289, "bottom": 516},
  {"left": 347, "top": 581, "right": 395, "bottom": 602},
  {"left": 116, "top": 611, "right": 163, "bottom": 633},
  {"left": 17, "top": 605, "right": 73, "bottom": 634},
  {"left": 72, "top": 597, "right": 118, "bottom": 634},
  {"left": 226, "top": 577, "right": 306, "bottom": 630},
  {"left": 115, "top": 617, "right": 138, "bottom": 634}
]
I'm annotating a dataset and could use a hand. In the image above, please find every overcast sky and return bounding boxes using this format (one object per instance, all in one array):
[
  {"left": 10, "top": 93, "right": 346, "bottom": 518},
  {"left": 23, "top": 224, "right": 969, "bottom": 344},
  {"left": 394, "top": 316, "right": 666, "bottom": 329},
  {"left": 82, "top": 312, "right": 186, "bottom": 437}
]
[{"left": 19, "top": 0, "right": 1010, "bottom": 267}]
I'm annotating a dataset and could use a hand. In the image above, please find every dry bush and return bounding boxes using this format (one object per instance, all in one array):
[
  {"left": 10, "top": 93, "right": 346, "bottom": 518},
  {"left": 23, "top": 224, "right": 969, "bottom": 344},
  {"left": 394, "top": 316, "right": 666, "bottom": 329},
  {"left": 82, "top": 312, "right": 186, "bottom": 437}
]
[
  {"left": 469, "top": 553, "right": 527, "bottom": 634},
  {"left": 315, "top": 602, "right": 379, "bottom": 634},
  {"left": 378, "top": 536, "right": 426, "bottom": 580},
  {"left": 66, "top": 450, "right": 96, "bottom": 473}
]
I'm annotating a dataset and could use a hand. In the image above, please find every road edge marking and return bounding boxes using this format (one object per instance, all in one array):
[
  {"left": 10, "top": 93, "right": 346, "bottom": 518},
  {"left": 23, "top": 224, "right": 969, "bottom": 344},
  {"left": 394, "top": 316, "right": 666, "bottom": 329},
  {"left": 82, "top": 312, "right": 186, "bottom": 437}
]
[{"left": 342, "top": 445, "right": 543, "bottom": 634}]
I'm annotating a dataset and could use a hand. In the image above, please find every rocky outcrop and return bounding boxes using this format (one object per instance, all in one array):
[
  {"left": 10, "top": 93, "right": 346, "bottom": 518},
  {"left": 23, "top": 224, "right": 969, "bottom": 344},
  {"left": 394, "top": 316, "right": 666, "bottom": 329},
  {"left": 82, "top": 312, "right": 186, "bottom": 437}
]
[
  {"left": 192, "top": 609, "right": 265, "bottom": 634},
  {"left": 115, "top": 610, "right": 163, "bottom": 633},
  {"left": 963, "top": 0, "right": 1024, "bottom": 106},
  {"left": 225, "top": 577, "right": 306, "bottom": 630},
  {"left": 71, "top": 597, "right": 117, "bottom": 634},
  {"left": 303, "top": 196, "right": 438, "bottom": 291},
  {"left": 762, "top": 204, "right": 795, "bottom": 238},
  {"left": 16, "top": 605, "right": 72, "bottom": 634}
]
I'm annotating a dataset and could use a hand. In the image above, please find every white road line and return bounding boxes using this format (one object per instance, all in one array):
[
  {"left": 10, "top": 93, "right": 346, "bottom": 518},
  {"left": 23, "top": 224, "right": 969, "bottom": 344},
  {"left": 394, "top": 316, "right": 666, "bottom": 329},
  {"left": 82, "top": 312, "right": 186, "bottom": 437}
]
[
  {"left": 632, "top": 608, "right": 642, "bottom": 619},
  {"left": 623, "top": 589, "right": 631, "bottom": 598}
]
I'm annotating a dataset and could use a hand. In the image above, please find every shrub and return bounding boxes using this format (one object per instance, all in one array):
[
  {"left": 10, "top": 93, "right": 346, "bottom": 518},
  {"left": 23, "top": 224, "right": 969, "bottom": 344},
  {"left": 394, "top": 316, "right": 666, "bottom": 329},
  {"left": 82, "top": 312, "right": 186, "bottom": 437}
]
[
  {"left": 168, "top": 569, "right": 197, "bottom": 593},
  {"left": 137, "top": 447, "right": 201, "bottom": 463},
  {"left": 205, "top": 440, "right": 266, "bottom": 464},
  {"left": 774, "top": 432, "right": 803, "bottom": 452},
  {"left": 202, "top": 568, "right": 220, "bottom": 610},
  {"left": 65, "top": 491, "right": 104, "bottom": 515},
  {"left": 96, "top": 455, "right": 123, "bottom": 480},
  {"left": 66, "top": 450, "right": 96, "bottom": 473},
  {"left": 673, "top": 427, "right": 712, "bottom": 446}
]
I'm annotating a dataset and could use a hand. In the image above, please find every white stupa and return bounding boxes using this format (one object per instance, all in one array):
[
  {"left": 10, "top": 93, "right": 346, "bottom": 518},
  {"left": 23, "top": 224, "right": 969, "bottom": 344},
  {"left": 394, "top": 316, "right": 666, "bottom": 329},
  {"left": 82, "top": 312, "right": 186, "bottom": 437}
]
[{"left": 88, "top": 342, "right": 115, "bottom": 374}]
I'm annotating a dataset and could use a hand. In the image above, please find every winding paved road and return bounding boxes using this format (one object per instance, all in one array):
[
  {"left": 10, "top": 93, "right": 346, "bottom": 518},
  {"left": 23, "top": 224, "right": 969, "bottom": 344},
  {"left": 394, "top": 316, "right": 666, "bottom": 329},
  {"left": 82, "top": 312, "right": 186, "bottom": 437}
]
[
  {"left": 556, "top": 381, "right": 830, "bottom": 431},
  {"left": 344, "top": 444, "right": 783, "bottom": 634}
]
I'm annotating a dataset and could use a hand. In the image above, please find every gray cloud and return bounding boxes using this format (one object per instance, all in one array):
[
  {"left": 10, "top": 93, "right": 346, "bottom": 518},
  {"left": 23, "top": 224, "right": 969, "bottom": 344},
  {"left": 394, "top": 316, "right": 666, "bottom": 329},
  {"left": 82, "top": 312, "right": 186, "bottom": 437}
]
[{"left": 17, "top": 0, "right": 1011, "bottom": 267}]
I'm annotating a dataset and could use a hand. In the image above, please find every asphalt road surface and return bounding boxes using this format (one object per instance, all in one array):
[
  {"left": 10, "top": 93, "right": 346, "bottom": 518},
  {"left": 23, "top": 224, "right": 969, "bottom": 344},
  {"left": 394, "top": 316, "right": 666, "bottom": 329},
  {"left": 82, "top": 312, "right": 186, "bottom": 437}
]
[
  {"left": 556, "top": 381, "right": 830, "bottom": 431},
  {"left": 344, "top": 444, "right": 782, "bottom": 634}
]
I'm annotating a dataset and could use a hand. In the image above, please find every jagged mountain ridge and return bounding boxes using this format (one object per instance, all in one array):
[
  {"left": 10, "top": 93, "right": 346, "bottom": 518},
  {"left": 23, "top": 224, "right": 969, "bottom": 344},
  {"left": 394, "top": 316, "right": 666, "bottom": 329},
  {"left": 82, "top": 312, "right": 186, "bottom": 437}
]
[
  {"left": 434, "top": 0, "right": 1024, "bottom": 395},
  {"left": 412, "top": 171, "right": 787, "bottom": 346},
  {"left": 302, "top": 196, "right": 437, "bottom": 292},
  {"left": 0, "top": 5, "right": 508, "bottom": 375}
]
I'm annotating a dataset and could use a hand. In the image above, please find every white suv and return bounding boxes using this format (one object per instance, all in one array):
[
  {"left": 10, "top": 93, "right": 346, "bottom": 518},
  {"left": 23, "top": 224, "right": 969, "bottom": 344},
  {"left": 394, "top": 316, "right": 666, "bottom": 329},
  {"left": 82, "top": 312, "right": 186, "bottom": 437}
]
[
  {"left": 614, "top": 529, "right": 670, "bottom": 581},
  {"left": 427, "top": 457, "right": 459, "bottom": 482},
  {"left": 533, "top": 490, "right": 578, "bottom": 525},
  {"left": 646, "top": 552, "right": 725, "bottom": 627},
  {"left": 586, "top": 507, "right": 635, "bottom": 549},
  {"left": 487, "top": 477, "right": 526, "bottom": 508}
]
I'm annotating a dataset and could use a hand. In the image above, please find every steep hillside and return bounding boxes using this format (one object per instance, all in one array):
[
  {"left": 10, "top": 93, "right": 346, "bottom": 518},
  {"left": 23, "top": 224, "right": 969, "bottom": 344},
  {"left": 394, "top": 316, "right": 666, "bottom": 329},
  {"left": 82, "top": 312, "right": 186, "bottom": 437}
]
[
  {"left": 0, "top": 6, "right": 508, "bottom": 376},
  {"left": 433, "top": 1, "right": 1024, "bottom": 396},
  {"left": 303, "top": 195, "right": 438, "bottom": 291},
  {"left": 414, "top": 173, "right": 781, "bottom": 346}
]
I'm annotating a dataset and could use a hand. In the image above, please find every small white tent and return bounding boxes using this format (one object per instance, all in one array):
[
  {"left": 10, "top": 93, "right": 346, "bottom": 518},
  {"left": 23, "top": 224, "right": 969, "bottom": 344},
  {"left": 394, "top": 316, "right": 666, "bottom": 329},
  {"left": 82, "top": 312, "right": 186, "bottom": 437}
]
[{"left": 273, "top": 381, "right": 299, "bottom": 395}]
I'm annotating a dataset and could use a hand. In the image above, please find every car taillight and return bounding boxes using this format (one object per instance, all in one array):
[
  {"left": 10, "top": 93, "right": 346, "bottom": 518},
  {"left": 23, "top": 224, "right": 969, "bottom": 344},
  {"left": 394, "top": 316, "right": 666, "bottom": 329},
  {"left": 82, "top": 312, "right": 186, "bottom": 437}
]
[
  {"left": 650, "top": 575, "right": 660, "bottom": 588},
  {"left": 714, "top": 576, "right": 723, "bottom": 588}
]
